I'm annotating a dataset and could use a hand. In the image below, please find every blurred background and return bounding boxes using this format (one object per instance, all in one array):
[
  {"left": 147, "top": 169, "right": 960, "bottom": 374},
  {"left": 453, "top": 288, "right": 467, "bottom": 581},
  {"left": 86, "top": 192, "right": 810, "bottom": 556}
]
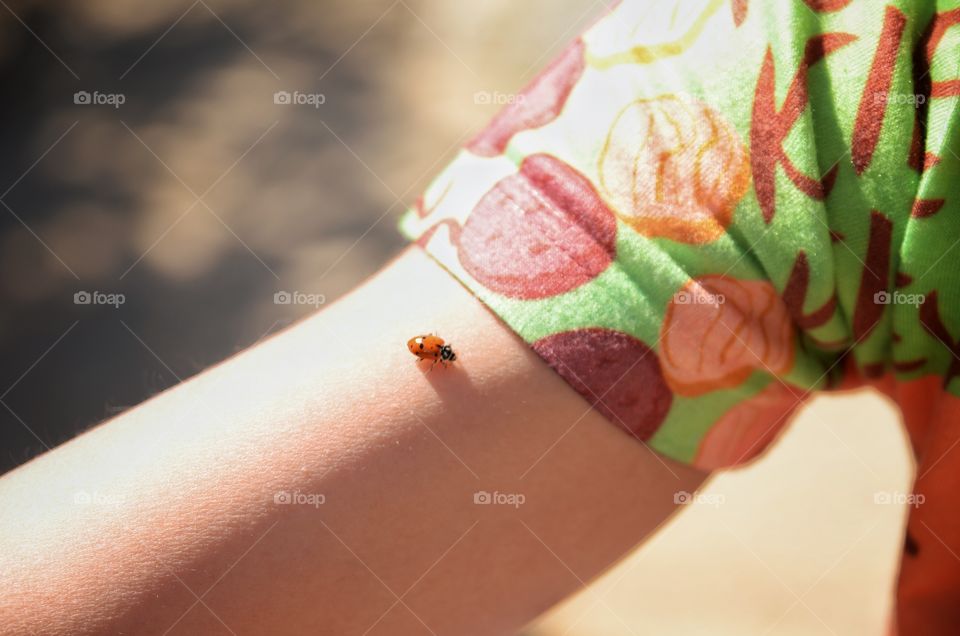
[
  {"left": 0, "top": 0, "right": 601, "bottom": 471},
  {"left": 0, "top": 0, "right": 911, "bottom": 633}
]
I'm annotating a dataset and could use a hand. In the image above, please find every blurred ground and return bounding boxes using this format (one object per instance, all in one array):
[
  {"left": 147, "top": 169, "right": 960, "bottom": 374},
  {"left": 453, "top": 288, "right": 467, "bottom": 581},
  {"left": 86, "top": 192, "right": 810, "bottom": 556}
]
[{"left": 0, "top": 1, "right": 912, "bottom": 634}]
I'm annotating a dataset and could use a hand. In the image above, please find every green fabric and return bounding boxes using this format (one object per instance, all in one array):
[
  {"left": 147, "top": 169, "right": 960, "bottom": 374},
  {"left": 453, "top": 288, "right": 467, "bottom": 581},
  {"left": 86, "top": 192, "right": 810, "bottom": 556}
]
[{"left": 399, "top": 0, "right": 960, "bottom": 468}]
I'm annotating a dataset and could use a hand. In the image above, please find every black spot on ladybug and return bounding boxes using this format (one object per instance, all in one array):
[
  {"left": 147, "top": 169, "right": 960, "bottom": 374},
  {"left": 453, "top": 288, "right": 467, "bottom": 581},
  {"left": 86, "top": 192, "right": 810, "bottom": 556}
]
[{"left": 905, "top": 530, "right": 919, "bottom": 557}]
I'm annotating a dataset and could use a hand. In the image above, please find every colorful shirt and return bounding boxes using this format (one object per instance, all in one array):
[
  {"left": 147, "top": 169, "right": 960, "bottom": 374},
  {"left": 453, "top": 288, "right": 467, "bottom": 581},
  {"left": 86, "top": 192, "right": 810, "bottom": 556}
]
[{"left": 400, "top": 1, "right": 960, "bottom": 632}]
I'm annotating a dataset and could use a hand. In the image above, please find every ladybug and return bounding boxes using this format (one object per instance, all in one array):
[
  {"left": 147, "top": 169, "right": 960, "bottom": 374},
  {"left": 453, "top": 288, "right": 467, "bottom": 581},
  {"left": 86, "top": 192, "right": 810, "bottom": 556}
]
[{"left": 407, "top": 334, "right": 457, "bottom": 370}]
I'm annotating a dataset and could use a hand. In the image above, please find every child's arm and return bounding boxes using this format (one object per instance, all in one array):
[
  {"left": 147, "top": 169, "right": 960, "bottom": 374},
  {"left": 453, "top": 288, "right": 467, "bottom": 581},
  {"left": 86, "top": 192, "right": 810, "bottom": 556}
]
[{"left": 0, "top": 248, "right": 706, "bottom": 635}]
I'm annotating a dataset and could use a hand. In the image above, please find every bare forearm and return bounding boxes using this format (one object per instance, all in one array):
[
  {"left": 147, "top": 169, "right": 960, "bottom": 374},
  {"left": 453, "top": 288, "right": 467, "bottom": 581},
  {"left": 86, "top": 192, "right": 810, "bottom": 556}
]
[{"left": 0, "top": 249, "right": 705, "bottom": 635}]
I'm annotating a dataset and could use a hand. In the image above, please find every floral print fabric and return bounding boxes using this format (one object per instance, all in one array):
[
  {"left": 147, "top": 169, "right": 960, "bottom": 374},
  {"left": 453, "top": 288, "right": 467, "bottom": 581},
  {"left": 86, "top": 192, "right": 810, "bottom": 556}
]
[{"left": 400, "top": 1, "right": 960, "bottom": 631}]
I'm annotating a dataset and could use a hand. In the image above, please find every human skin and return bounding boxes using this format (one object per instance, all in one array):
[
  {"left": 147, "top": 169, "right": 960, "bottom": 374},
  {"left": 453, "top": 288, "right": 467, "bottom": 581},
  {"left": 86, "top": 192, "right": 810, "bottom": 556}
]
[{"left": 0, "top": 248, "right": 707, "bottom": 635}]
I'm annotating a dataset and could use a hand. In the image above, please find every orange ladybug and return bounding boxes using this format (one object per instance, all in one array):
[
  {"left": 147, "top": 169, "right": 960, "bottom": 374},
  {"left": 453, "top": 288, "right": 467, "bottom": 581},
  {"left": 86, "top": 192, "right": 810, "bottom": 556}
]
[{"left": 407, "top": 334, "right": 457, "bottom": 370}]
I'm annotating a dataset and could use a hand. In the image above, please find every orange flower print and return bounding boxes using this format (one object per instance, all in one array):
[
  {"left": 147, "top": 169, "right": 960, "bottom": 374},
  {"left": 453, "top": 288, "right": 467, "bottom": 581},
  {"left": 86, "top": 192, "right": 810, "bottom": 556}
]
[
  {"left": 660, "top": 275, "right": 795, "bottom": 396},
  {"left": 599, "top": 95, "right": 750, "bottom": 244},
  {"left": 693, "top": 382, "right": 806, "bottom": 470}
]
